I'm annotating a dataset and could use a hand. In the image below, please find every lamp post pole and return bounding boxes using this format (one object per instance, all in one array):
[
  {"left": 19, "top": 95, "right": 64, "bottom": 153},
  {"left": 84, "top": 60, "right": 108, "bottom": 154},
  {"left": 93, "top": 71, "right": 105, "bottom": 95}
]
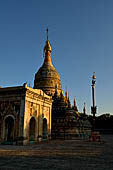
[{"left": 91, "top": 72, "right": 97, "bottom": 132}]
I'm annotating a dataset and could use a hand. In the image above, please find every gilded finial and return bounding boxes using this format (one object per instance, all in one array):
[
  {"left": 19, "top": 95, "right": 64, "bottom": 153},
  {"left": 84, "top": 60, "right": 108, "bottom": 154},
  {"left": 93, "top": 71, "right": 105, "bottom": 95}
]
[
  {"left": 44, "top": 27, "right": 52, "bottom": 53},
  {"left": 67, "top": 96, "right": 71, "bottom": 108},
  {"left": 92, "top": 72, "right": 96, "bottom": 80},
  {"left": 74, "top": 96, "right": 76, "bottom": 107},
  {"left": 46, "top": 27, "right": 48, "bottom": 41}
]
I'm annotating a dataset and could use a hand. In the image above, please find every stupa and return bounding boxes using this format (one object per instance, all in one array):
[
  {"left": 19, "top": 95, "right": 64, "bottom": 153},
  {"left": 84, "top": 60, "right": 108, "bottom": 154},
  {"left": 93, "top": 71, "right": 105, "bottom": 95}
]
[{"left": 34, "top": 28, "right": 62, "bottom": 96}]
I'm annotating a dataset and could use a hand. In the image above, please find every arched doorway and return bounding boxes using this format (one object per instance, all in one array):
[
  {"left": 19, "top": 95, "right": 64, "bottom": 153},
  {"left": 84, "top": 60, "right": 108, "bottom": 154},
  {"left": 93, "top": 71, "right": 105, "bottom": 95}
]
[
  {"left": 43, "top": 118, "right": 47, "bottom": 139},
  {"left": 29, "top": 117, "right": 36, "bottom": 141},
  {"left": 5, "top": 116, "right": 14, "bottom": 143}
]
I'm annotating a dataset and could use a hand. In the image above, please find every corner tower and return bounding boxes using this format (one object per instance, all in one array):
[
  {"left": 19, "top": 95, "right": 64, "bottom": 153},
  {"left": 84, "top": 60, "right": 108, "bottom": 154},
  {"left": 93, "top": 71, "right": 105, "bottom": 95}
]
[{"left": 34, "top": 28, "right": 62, "bottom": 96}]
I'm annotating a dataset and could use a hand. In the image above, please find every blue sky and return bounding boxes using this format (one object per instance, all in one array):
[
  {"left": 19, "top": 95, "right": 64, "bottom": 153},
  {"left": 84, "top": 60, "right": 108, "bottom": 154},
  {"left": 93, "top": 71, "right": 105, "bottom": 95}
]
[{"left": 0, "top": 0, "right": 113, "bottom": 115}]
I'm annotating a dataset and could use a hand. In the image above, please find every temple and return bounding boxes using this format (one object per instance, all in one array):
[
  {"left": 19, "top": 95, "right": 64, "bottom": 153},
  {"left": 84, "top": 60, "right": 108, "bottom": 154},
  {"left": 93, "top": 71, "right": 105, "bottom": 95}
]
[
  {"left": 0, "top": 29, "right": 91, "bottom": 144},
  {"left": 34, "top": 29, "right": 91, "bottom": 139}
]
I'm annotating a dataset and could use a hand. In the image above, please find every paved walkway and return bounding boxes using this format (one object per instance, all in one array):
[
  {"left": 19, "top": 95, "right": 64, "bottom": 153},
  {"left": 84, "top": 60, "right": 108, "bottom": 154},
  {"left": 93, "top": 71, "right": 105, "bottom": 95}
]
[{"left": 0, "top": 135, "right": 113, "bottom": 170}]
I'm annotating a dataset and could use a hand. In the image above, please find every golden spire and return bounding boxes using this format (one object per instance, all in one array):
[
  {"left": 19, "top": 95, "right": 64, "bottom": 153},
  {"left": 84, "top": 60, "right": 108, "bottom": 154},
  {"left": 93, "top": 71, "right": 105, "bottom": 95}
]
[
  {"left": 74, "top": 97, "right": 76, "bottom": 107},
  {"left": 43, "top": 28, "right": 52, "bottom": 65},
  {"left": 67, "top": 95, "right": 71, "bottom": 108},
  {"left": 44, "top": 28, "right": 52, "bottom": 53},
  {"left": 60, "top": 90, "right": 63, "bottom": 98},
  {"left": 46, "top": 27, "right": 48, "bottom": 40}
]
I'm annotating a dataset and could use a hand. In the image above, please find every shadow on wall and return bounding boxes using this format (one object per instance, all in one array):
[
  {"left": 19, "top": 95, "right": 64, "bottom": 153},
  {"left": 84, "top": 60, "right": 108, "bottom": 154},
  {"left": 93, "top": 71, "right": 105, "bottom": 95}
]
[{"left": 0, "top": 114, "right": 50, "bottom": 145}]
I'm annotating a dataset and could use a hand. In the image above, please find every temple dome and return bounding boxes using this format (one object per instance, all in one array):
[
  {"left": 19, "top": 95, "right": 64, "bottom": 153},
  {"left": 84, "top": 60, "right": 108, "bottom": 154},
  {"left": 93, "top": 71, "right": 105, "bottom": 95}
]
[{"left": 34, "top": 29, "right": 62, "bottom": 96}]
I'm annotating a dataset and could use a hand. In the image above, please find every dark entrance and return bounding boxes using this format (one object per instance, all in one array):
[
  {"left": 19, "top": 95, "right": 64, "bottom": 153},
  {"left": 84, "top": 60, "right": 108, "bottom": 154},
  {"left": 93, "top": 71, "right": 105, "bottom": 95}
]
[
  {"left": 29, "top": 117, "right": 36, "bottom": 141},
  {"left": 43, "top": 118, "right": 47, "bottom": 139},
  {"left": 5, "top": 116, "right": 14, "bottom": 143}
]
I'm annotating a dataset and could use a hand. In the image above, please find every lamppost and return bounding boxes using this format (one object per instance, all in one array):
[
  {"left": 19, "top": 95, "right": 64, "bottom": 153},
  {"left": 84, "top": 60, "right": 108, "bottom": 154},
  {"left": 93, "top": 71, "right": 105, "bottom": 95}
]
[{"left": 91, "top": 72, "right": 97, "bottom": 132}]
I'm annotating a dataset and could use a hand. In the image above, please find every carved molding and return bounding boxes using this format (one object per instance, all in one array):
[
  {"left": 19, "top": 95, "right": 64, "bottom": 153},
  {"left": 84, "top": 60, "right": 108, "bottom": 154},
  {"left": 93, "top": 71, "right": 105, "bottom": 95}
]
[{"left": 0, "top": 102, "right": 19, "bottom": 118}]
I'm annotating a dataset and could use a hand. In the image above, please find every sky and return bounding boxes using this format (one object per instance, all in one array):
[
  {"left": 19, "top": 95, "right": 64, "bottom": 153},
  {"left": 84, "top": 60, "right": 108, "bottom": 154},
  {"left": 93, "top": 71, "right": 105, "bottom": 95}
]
[{"left": 0, "top": 0, "right": 113, "bottom": 115}]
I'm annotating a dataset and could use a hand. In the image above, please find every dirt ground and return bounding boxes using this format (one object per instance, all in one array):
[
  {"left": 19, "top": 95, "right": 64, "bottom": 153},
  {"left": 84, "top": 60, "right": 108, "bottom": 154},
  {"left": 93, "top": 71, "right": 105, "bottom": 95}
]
[{"left": 0, "top": 135, "right": 113, "bottom": 170}]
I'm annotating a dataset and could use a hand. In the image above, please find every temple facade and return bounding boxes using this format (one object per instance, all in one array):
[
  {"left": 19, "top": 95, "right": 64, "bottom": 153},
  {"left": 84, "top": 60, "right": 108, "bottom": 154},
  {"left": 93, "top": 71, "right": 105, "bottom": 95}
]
[{"left": 0, "top": 84, "right": 52, "bottom": 144}]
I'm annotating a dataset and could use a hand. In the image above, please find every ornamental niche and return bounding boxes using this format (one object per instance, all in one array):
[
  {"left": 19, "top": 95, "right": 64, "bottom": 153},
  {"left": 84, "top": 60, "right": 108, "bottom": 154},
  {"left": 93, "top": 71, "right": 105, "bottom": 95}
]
[{"left": 0, "top": 102, "right": 20, "bottom": 118}]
